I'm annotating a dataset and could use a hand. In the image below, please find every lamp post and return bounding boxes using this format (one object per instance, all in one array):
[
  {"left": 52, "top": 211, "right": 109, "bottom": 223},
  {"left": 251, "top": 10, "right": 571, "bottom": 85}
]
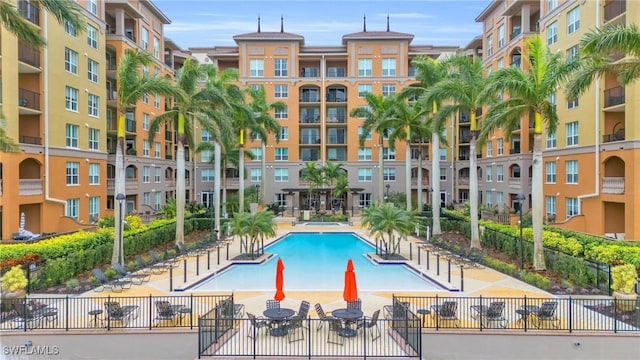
[
  {"left": 385, "top": 183, "right": 390, "bottom": 202},
  {"left": 115, "top": 193, "right": 126, "bottom": 267},
  {"left": 516, "top": 193, "right": 526, "bottom": 270},
  {"left": 255, "top": 184, "right": 260, "bottom": 203}
]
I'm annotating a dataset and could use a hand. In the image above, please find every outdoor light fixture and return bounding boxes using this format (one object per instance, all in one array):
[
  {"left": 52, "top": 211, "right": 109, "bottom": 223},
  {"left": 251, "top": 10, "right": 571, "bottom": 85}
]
[
  {"left": 116, "top": 193, "right": 126, "bottom": 267},
  {"left": 515, "top": 193, "right": 526, "bottom": 270}
]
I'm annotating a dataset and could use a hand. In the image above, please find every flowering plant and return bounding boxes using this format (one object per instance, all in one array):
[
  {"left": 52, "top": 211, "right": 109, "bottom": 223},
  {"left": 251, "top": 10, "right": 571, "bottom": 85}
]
[
  {"left": 612, "top": 264, "right": 638, "bottom": 294},
  {"left": 1, "top": 266, "right": 28, "bottom": 293}
]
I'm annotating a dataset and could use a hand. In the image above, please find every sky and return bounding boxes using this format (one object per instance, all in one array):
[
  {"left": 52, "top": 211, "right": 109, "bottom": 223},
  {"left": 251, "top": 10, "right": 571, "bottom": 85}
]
[{"left": 155, "top": 0, "right": 490, "bottom": 50}]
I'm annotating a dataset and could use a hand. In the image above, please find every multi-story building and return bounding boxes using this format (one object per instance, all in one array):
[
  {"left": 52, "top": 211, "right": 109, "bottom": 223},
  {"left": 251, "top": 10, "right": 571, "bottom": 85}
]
[
  {"left": 475, "top": 0, "right": 639, "bottom": 240},
  {"left": 189, "top": 20, "right": 459, "bottom": 216}
]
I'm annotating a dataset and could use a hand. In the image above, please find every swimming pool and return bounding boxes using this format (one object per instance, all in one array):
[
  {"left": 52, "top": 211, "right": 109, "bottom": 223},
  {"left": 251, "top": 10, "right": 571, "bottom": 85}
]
[{"left": 188, "top": 232, "right": 444, "bottom": 292}]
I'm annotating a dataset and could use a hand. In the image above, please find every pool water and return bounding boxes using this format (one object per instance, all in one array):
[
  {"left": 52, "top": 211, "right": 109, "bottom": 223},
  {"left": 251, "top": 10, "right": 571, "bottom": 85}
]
[{"left": 189, "top": 232, "right": 443, "bottom": 292}]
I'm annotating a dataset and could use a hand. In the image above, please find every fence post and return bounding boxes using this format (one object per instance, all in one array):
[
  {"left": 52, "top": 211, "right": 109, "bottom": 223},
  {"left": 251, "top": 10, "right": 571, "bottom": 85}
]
[
  {"left": 460, "top": 265, "right": 464, "bottom": 292},
  {"left": 169, "top": 266, "right": 173, "bottom": 291},
  {"left": 409, "top": 243, "right": 413, "bottom": 261},
  {"left": 523, "top": 295, "right": 527, "bottom": 332},
  {"left": 217, "top": 246, "right": 220, "bottom": 265},
  {"left": 196, "top": 255, "right": 200, "bottom": 276},
  {"left": 608, "top": 264, "right": 612, "bottom": 296},
  {"left": 149, "top": 294, "right": 153, "bottom": 330},
  {"left": 183, "top": 259, "right": 187, "bottom": 283},
  {"left": 447, "top": 258, "right": 451, "bottom": 283},
  {"left": 436, "top": 254, "right": 440, "bottom": 276},
  {"left": 207, "top": 250, "right": 211, "bottom": 270},
  {"left": 568, "top": 297, "right": 572, "bottom": 333},
  {"left": 106, "top": 294, "right": 111, "bottom": 331},
  {"left": 226, "top": 243, "right": 229, "bottom": 260},
  {"left": 65, "top": 295, "right": 69, "bottom": 331},
  {"left": 417, "top": 247, "right": 421, "bottom": 265},
  {"left": 426, "top": 250, "right": 430, "bottom": 270},
  {"left": 190, "top": 293, "right": 194, "bottom": 330}
]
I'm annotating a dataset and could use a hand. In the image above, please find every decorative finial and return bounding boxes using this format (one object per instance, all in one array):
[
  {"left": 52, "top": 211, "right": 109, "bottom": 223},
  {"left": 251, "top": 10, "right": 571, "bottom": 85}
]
[
  {"left": 363, "top": 14, "right": 367, "bottom": 32},
  {"left": 257, "top": 15, "right": 261, "bottom": 33},
  {"left": 387, "top": 14, "right": 390, "bottom": 32},
  {"left": 281, "top": 14, "right": 284, "bottom": 33}
]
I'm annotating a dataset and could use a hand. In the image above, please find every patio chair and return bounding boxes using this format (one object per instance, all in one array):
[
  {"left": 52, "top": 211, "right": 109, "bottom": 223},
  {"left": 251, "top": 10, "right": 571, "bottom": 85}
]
[
  {"left": 149, "top": 250, "right": 179, "bottom": 268},
  {"left": 136, "top": 254, "right": 169, "bottom": 274},
  {"left": 176, "top": 242, "right": 195, "bottom": 258},
  {"left": 430, "top": 301, "right": 460, "bottom": 328},
  {"left": 92, "top": 268, "right": 131, "bottom": 292},
  {"left": 357, "top": 309, "right": 381, "bottom": 341},
  {"left": 314, "top": 303, "right": 335, "bottom": 331},
  {"left": 286, "top": 315, "right": 306, "bottom": 343},
  {"left": 471, "top": 301, "right": 507, "bottom": 328},
  {"left": 247, "top": 313, "right": 270, "bottom": 338},
  {"left": 383, "top": 301, "right": 409, "bottom": 320},
  {"left": 326, "top": 319, "right": 345, "bottom": 345},
  {"left": 104, "top": 301, "right": 139, "bottom": 327},
  {"left": 266, "top": 300, "right": 281, "bottom": 310},
  {"left": 534, "top": 301, "right": 560, "bottom": 329},
  {"left": 113, "top": 263, "right": 150, "bottom": 285},
  {"left": 154, "top": 300, "right": 184, "bottom": 326},
  {"left": 347, "top": 298, "right": 362, "bottom": 311},
  {"left": 219, "top": 299, "right": 245, "bottom": 319},
  {"left": 11, "top": 303, "right": 44, "bottom": 329},
  {"left": 297, "top": 300, "right": 311, "bottom": 319}
]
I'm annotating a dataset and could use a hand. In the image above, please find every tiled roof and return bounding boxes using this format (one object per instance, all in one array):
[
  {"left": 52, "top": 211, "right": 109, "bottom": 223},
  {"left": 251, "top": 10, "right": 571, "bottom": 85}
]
[
  {"left": 341, "top": 31, "right": 414, "bottom": 44},
  {"left": 233, "top": 32, "right": 305, "bottom": 43}
]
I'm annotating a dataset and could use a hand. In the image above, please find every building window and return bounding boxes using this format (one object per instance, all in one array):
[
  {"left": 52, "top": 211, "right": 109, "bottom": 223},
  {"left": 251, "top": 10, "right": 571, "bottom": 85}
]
[
  {"left": 65, "top": 86, "right": 78, "bottom": 111},
  {"left": 201, "top": 129, "right": 212, "bottom": 141},
  {"left": 496, "top": 165, "right": 504, "bottom": 182},
  {"left": 88, "top": 58, "right": 99, "bottom": 82},
  {"left": 275, "top": 105, "right": 288, "bottom": 119},
  {"left": 143, "top": 192, "right": 151, "bottom": 206},
  {"left": 201, "top": 149, "right": 213, "bottom": 163},
  {"left": 155, "top": 192, "right": 162, "bottom": 210},
  {"left": 88, "top": 94, "right": 99, "bottom": 117},
  {"left": 383, "top": 168, "right": 396, "bottom": 181},
  {"left": 357, "top": 127, "right": 372, "bottom": 140},
  {"left": 66, "top": 199, "right": 79, "bottom": 220},
  {"left": 358, "top": 84, "right": 372, "bottom": 97},
  {"left": 274, "top": 168, "right": 289, "bottom": 182},
  {"left": 566, "top": 121, "right": 579, "bottom": 146},
  {"left": 440, "top": 167, "right": 447, "bottom": 181},
  {"left": 496, "top": 191, "right": 504, "bottom": 206},
  {"left": 358, "top": 148, "right": 372, "bottom": 161},
  {"left": 64, "top": 20, "right": 77, "bottom": 37},
  {"left": 566, "top": 160, "right": 578, "bottom": 184},
  {"left": 87, "top": 25, "right": 98, "bottom": 49},
  {"left": 487, "top": 35, "right": 493, "bottom": 56},
  {"left": 250, "top": 59, "right": 264, "bottom": 77},
  {"left": 567, "top": 97, "right": 579, "bottom": 109},
  {"left": 87, "top": 0, "right": 97, "bottom": 15},
  {"left": 358, "top": 168, "right": 372, "bottom": 181},
  {"left": 140, "top": 27, "right": 148, "bottom": 49},
  {"left": 497, "top": 138, "right": 504, "bottom": 155},
  {"left": 250, "top": 168, "right": 262, "bottom": 182},
  {"left": 66, "top": 162, "right": 79, "bottom": 185},
  {"left": 142, "top": 113, "right": 149, "bottom": 130},
  {"left": 567, "top": 7, "right": 580, "bottom": 34},
  {"left": 546, "top": 131, "right": 557, "bottom": 148},
  {"left": 486, "top": 166, "right": 493, "bottom": 182},
  {"left": 382, "top": 84, "right": 396, "bottom": 96},
  {"left": 89, "top": 197, "right": 99, "bottom": 223},
  {"left": 548, "top": 0, "right": 558, "bottom": 11},
  {"left": 547, "top": 22, "right": 558, "bottom": 45},
  {"left": 143, "top": 166, "right": 150, "bottom": 183},
  {"left": 486, "top": 141, "right": 493, "bottom": 157},
  {"left": 383, "top": 148, "right": 396, "bottom": 160},
  {"left": 546, "top": 161, "right": 556, "bottom": 183},
  {"left": 279, "top": 127, "right": 288, "bottom": 140},
  {"left": 154, "top": 93, "right": 160, "bottom": 108},
  {"left": 382, "top": 58, "right": 396, "bottom": 76},
  {"left": 274, "top": 85, "right": 288, "bottom": 98},
  {"left": 155, "top": 167, "right": 161, "bottom": 182},
  {"left": 201, "top": 169, "right": 215, "bottom": 182},
  {"left": 154, "top": 142, "right": 160, "bottom": 158},
  {"left": 546, "top": 196, "right": 556, "bottom": 218},
  {"left": 89, "top": 163, "right": 100, "bottom": 184},
  {"left": 566, "top": 45, "right": 579, "bottom": 61},
  {"left": 88, "top": 128, "right": 99, "bottom": 150},
  {"left": 359, "top": 193, "right": 372, "bottom": 208},
  {"left": 274, "top": 59, "right": 288, "bottom": 77},
  {"left": 486, "top": 191, "right": 493, "bottom": 207},
  {"left": 66, "top": 124, "right": 79, "bottom": 148},
  {"left": 153, "top": 37, "right": 160, "bottom": 58},
  {"left": 143, "top": 140, "right": 150, "bottom": 157},
  {"left": 251, "top": 147, "right": 262, "bottom": 161},
  {"left": 497, "top": 58, "right": 504, "bottom": 69},
  {"left": 275, "top": 148, "right": 288, "bottom": 161},
  {"left": 566, "top": 197, "right": 578, "bottom": 218},
  {"left": 358, "top": 59, "right": 372, "bottom": 77},
  {"left": 65, "top": 48, "right": 78, "bottom": 74},
  {"left": 497, "top": 25, "right": 505, "bottom": 48}
]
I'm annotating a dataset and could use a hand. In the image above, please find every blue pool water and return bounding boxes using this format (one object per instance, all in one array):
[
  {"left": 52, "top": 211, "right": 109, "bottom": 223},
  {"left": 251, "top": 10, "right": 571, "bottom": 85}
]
[{"left": 189, "top": 232, "right": 443, "bottom": 292}]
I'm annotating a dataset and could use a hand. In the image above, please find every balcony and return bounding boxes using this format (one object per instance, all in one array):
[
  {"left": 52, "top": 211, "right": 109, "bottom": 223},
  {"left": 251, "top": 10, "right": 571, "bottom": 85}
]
[
  {"left": 18, "top": 43, "right": 40, "bottom": 68},
  {"left": 165, "top": 130, "right": 174, "bottom": 141},
  {"left": 125, "top": 178, "right": 139, "bottom": 189},
  {"left": 458, "top": 177, "right": 469, "bottom": 185},
  {"left": 18, "top": 88, "right": 41, "bottom": 111},
  {"left": 18, "top": 1, "right": 40, "bottom": 25},
  {"left": 19, "top": 179, "right": 42, "bottom": 196},
  {"left": 300, "top": 114, "right": 320, "bottom": 124},
  {"left": 460, "top": 134, "right": 472, "bottom": 143},
  {"left": 326, "top": 136, "right": 346, "bottom": 145},
  {"left": 326, "top": 114, "right": 346, "bottom": 124},
  {"left": 603, "top": 129, "right": 625, "bottom": 143},
  {"left": 602, "top": 177, "right": 624, "bottom": 194},
  {"left": 300, "top": 68, "right": 319, "bottom": 77},
  {"left": 125, "top": 120, "right": 136, "bottom": 132},
  {"left": 299, "top": 94, "right": 320, "bottom": 103},
  {"left": 300, "top": 137, "right": 321, "bottom": 145},
  {"left": 459, "top": 154, "right": 470, "bottom": 161},
  {"left": 19, "top": 135, "right": 42, "bottom": 145},
  {"left": 459, "top": 113, "right": 470, "bottom": 124},
  {"left": 509, "top": 148, "right": 521, "bottom": 155},
  {"left": 604, "top": 0, "right": 625, "bottom": 22},
  {"left": 509, "top": 178, "right": 521, "bottom": 187},
  {"left": 604, "top": 86, "right": 625, "bottom": 107},
  {"left": 327, "top": 68, "right": 346, "bottom": 77},
  {"left": 411, "top": 179, "right": 430, "bottom": 187}
]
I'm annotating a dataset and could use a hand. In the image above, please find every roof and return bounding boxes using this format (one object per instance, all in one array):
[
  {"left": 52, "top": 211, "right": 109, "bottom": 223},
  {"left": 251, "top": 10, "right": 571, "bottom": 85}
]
[
  {"left": 341, "top": 31, "right": 414, "bottom": 45},
  {"left": 233, "top": 31, "right": 305, "bottom": 44}
]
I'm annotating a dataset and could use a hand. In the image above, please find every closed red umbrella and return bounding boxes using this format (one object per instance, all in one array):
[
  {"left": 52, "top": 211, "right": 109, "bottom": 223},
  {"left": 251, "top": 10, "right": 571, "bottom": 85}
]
[
  {"left": 343, "top": 258, "right": 358, "bottom": 302},
  {"left": 274, "top": 258, "right": 285, "bottom": 301}
]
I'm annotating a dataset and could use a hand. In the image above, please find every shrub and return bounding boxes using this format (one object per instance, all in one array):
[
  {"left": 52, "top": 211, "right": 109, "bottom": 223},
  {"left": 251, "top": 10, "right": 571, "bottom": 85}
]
[
  {"left": 520, "top": 271, "right": 551, "bottom": 290},
  {"left": 65, "top": 278, "right": 80, "bottom": 290},
  {"left": 1, "top": 266, "right": 28, "bottom": 292},
  {"left": 611, "top": 264, "right": 638, "bottom": 294}
]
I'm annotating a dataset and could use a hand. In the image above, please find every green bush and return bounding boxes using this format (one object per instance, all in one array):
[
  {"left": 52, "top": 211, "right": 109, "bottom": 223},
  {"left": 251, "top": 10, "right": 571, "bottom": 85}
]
[{"left": 520, "top": 271, "right": 551, "bottom": 290}]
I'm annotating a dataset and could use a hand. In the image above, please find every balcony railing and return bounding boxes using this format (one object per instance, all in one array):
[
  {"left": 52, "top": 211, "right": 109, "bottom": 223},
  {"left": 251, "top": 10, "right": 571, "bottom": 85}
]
[
  {"left": 326, "top": 114, "right": 346, "bottom": 123},
  {"left": 165, "top": 131, "right": 174, "bottom": 141},
  {"left": 18, "top": 0, "right": 39, "bottom": 25},
  {"left": 300, "top": 68, "right": 319, "bottom": 77},
  {"left": 300, "top": 115, "right": 320, "bottom": 124},
  {"left": 327, "top": 68, "right": 346, "bottom": 77},
  {"left": 604, "top": 0, "right": 626, "bottom": 22},
  {"left": 604, "top": 86, "right": 625, "bottom": 107},
  {"left": 18, "top": 43, "right": 40, "bottom": 67},
  {"left": 458, "top": 177, "right": 469, "bottom": 185},
  {"left": 602, "top": 176, "right": 624, "bottom": 194},
  {"left": 300, "top": 137, "right": 321, "bottom": 145},
  {"left": 326, "top": 136, "right": 346, "bottom": 145},
  {"left": 603, "top": 129, "right": 625, "bottom": 143},
  {"left": 509, "top": 148, "right": 521, "bottom": 154},
  {"left": 299, "top": 95, "right": 320, "bottom": 103},
  {"left": 19, "top": 179, "right": 42, "bottom": 195},
  {"left": 459, "top": 154, "right": 469, "bottom": 160},
  {"left": 18, "top": 88, "right": 41, "bottom": 110},
  {"left": 460, "top": 134, "right": 472, "bottom": 143},
  {"left": 411, "top": 179, "right": 430, "bottom": 187},
  {"left": 509, "top": 178, "right": 521, "bottom": 187},
  {"left": 125, "top": 120, "right": 136, "bottom": 132},
  {"left": 19, "top": 135, "right": 42, "bottom": 145}
]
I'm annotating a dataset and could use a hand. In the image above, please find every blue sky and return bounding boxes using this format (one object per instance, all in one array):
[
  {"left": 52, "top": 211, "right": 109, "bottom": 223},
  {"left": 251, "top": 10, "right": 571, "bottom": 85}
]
[{"left": 156, "top": 0, "right": 489, "bottom": 49}]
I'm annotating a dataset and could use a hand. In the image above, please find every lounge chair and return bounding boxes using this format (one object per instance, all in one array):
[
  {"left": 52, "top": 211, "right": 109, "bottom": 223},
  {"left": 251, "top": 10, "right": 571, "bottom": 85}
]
[
  {"left": 326, "top": 319, "right": 345, "bottom": 345},
  {"left": 176, "top": 242, "right": 195, "bottom": 257},
  {"left": 247, "top": 313, "right": 270, "bottom": 338},
  {"left": 314, "top": 303, "right": 334, "bottom": 331},
  {"left": 154, "top": 300, "right": 185, "bottom": 326},
  {"left": 357, "top": 309, "right": 381, "bottom": 341},
  {"left": 471, "top": 301, "right": 507, "bottom": 328},
  {"left": 92, "top": 268, "right": 132, "bottom": 292},
  {"left": 149, "top": 250, "right": 179, "bottom": 268},
  {"left": 286, "top": 315, "right": 306, "bottom": 343},
  {"left": 534, "top": 301, "right": 560, "bottom": 329},
  {"left": 430, "top": 301, "right": 460, "bottom": 328},
  {"left": 136, "top": 254, "right": 169, "bottom": 274},
  {"left": 104, "top": 301, "right": 139, "bottom": 327},
  {"left": 113, "top": 263, "right": 150, "bottom": 285}
]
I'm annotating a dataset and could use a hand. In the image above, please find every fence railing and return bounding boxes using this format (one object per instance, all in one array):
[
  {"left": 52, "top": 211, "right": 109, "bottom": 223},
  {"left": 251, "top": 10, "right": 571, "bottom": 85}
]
[{"left": 393, "top": 295, "right": 639, "bottom": 333}]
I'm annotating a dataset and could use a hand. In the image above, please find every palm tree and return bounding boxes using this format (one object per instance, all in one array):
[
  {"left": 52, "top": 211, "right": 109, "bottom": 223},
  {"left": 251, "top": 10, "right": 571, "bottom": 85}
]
[
  {"left": 480, "top": 36, "right": 577, "bottom": 270},
  {"left": 406, "top": 56, "right": 448, "bottom": 235},
  {"left": 322, "top": 161, "right": 346, "bottom": 211},
  {"left": 230, "top": 95, "right": 261, "bottom": 213},
  {"left": 425, "top": 54, "right": 493, "bottom": 249},
  {"left": 149, "top": 59, "right": 231, "bottom": 246},
  {"left": 112, "top": 49, "right": 183, "bottom": 265},
  {"left": 245, "top": 86, "right": 284, "bottom": 206},
  {"left": 361, "top": 203, "right": 417, "bottom": 259},
  {"left": 567, "top": 23, "right": 640, "bottom": 99},
  {"left": 230, "top": 209, "right": 276, "bottom": 259},
  {"left": 386, "top": 96, "right": 429, "bottom": 211},
  {"left": 301, "top": 161, "right": 323, "bottom": 211},
  {"left": 350, "top": 93, "right": 397, "bottom": 203},
  {"left": 0, "top": 0, "right": 84, "bottom": 48},
  {"left": 0, "top": 116, "right": 19, "bottom": 152}
]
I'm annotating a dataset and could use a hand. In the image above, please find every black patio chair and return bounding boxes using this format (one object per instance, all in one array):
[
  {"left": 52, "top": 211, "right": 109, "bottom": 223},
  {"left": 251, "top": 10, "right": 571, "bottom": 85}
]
[
  {"left": 104, "top": 301, "right": 139, "bottom": 327},
  {"left": 154, "top": 300, "right": 185, "bottom": 326},
  {"left": 314, "top": 303, "right": 335, "bottom": 331},
  {"left": 113, "top": 263, "right": 150, "bottom": 285},
  {"left": 247, "top": 313, "right": 270, "bottom": 338},
  {"left": 92, "top": 268, "right": 131, "bottom": 292},
  {"left": 357, "top": 309, "right": 381, "bottom": 341},
  {"left": 430, "top": 301, "right": 460, "bottom": 328},
  {"left": 135, "top": 254, "right": 169, "bottom": 274}
]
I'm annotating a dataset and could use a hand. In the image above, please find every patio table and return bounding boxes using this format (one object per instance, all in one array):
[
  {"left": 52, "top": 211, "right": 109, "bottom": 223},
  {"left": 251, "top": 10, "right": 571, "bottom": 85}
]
[
  {"left": 263, "top": 308, "right": 295, "bottom": 336},
  {"left": 515, "top": 305, "right": 539, "bottom": 327},
  {"left": 332, "top": 308, "right": 363, "bottom": 337}
]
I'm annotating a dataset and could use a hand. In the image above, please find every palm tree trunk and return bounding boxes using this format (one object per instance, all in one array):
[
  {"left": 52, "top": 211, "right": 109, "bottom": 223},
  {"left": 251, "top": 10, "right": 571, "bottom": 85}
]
[
  {"left": 175, "top": 137, "right": 186, "bottom": 246},
  {"left": 417, "top": 142, "right": 423, "bottom": 209},
  {"left": 431, "top": 132, "right": 442, "bottom": 236},
  {"left": 238, "top": 146, "right": 245, "bottom": 213},
  {"left": 532, "top": 132, "right": 546, "bottom": 270},
  {"left": 378, "top": 139, "right": 384, "bottom": 203},
  {"left": 405, "top": 142, "right": 412, "bottom": 211},
  {"left": 469, "top": 137, "right": 481, "bottom": 249},
  {"left": 260, "top": 141, "right": 266, "bottom": 206},
  {"left": 214, "top": 142, "right": 222, "bottom": 237},
  {"left": 111, "top": 114, "right": 126, "bottom": 266}
]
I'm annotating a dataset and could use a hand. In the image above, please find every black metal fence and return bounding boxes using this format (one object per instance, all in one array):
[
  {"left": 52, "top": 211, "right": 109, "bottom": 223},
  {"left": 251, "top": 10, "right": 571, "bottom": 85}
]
[
  {"left": 0, "top": 294, "right": 230, "bottom": 331},
  {"left": 393, "top": 295, "right": 639, "bottom": 333}
]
